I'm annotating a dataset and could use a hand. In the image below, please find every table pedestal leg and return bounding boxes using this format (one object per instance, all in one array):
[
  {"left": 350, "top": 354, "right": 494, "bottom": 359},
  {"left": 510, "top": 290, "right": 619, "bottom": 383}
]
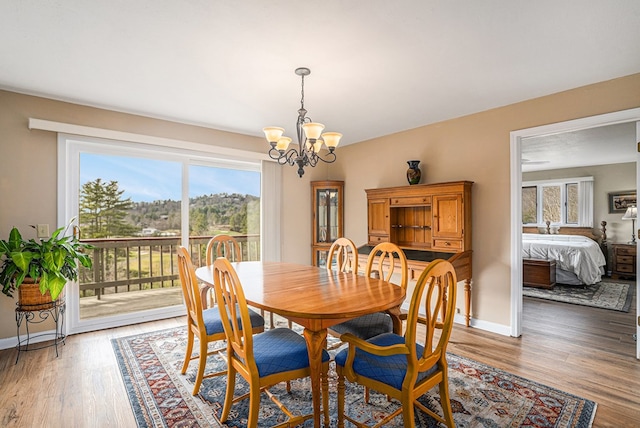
[{"left": 303, "top": 327, "right": 327, "bottom": 427}]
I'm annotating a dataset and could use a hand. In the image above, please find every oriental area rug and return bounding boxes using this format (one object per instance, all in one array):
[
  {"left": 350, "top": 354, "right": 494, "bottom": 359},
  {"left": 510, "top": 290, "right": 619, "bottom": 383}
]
[
  {"left": 523, "top": 279, "right": 634, "bottom": 312},
  {"left": 112, "top": 326, "right": 596, "bottom": 428}
]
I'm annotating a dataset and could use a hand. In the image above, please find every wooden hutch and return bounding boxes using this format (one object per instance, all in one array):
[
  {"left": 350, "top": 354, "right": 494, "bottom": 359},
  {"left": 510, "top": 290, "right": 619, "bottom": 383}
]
[{"left": 360, "top": 180, "right": 473, "bottom": 326}]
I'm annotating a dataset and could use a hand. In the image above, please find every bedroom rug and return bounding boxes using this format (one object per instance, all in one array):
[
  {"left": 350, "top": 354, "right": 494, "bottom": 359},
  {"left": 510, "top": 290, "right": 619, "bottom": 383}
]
[
  {"left": 523, "top": 279, "right": 634, "bottom": 312},
  {"left": 112, "top": 326, "right": 597, "bottom": 428}
]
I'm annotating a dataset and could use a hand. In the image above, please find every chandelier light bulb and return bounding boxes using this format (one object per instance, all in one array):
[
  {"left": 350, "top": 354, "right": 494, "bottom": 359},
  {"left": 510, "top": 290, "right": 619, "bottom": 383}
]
[
  {"left": 276, "top": 136, "right": 292, "bottom": 152},
  {"left": 321, "top": 132, "right": 342, "bottom": 149},
  {"left": 302, "top": 122, "right": 325, "bottom": 140},
  {"left": 263, "top": 127, "right": 284, "bottom": 143}
]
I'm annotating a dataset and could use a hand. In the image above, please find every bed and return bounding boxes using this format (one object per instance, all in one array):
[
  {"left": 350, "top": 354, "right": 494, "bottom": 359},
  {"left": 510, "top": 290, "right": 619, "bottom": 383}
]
[{"left": 522, "top": 232, "right": 607, "bottom": 285}]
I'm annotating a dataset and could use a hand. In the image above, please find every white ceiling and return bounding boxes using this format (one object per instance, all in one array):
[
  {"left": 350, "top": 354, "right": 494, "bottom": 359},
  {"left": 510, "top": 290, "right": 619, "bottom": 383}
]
[
  {"left": 1, "top": 1, "right": 640, "bottom": 163},
  {"left": 522, "top": 122, "right": 637, "bottom": 172}
]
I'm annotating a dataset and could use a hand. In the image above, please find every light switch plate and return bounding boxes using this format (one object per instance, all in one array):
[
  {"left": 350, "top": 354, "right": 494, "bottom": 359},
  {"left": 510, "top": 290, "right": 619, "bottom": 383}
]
[{"left": 36, "top": 224, "right": 49, "bottom": 238}]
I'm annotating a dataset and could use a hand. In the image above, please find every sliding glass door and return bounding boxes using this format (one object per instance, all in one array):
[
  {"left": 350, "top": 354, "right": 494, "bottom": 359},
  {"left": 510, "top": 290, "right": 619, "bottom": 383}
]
[{"left": 60, "top": 135, "right": 263, "bottom": 334}]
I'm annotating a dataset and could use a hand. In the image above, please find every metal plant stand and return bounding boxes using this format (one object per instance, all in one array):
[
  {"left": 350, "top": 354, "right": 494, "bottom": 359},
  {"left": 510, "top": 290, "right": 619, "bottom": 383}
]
[{"left": 15, "top": 299, "right": 66, "bottom": 363}]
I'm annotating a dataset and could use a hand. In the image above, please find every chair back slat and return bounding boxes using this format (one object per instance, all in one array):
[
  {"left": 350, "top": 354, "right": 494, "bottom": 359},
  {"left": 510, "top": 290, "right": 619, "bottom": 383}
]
[
  {"left": 405, "top": 259, "right": 457, "bottom": 370},
  {"left": 327, "top": 237, "right": 358, "bottom": 273},
  {"left": 177, "top": 246, "right": 207, "bottom": 333},
  {"left": 213, "top": 257, "right": 256, "bottom": 367}
]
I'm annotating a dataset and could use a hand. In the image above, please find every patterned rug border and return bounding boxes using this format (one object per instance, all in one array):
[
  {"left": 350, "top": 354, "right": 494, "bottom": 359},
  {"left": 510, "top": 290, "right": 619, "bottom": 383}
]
[
  {"left": 112, "top": 326, "right": 597, "bottom": 428},
  {"left": 112, "top": 335, "right": 158, "bottom": 428},
  {"left": 523, "top": 279, "right": 634, "bottom": 312}
]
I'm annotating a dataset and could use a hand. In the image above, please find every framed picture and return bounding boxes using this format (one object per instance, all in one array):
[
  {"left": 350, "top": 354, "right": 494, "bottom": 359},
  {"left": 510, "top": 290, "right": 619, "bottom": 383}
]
[{"left": 608, "top": 191, "right": 636, "bottom": 213}]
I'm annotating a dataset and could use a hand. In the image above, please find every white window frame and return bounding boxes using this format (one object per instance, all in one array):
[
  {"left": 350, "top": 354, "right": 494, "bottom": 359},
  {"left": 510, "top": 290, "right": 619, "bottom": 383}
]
[{"left": 522, "top": 176, "right": 594, "bottom": 228}]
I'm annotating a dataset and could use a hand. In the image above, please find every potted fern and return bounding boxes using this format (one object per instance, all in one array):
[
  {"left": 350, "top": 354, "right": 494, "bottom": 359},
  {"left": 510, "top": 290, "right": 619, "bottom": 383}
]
[{"left": 0, "top": 219, "right": 93, "bottom": 307}]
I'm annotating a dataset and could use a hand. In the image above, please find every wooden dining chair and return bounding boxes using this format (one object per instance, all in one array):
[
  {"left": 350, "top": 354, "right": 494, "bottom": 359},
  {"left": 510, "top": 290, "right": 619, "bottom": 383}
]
[
  {"left": 330, "top": 241, "right": 408, "bottom": 341},
  {"left": 328, "top": 241, "right": 408, "bottom": 401},
  {"left": 325, "top": 237, "right": 360, "bottom": 347},
  {"left": 335, "top": 259, "right": 458, "bottom": 428},
  {"left": 200, "top": 234, "right": 242, "bottom": 308},
  {"left": 212, "top": 257, "right": 331, "bottom": 428},
  {"left": 177, "top": 246, "right": 264, "bottom": 396},
  {"left": 205, "top": 234, "right": 242, "bottom": 265},
  {"left": 204, "top": 234, "right": 280, "bottom": 327},
  {"left": 326, "top": 237, "right": 359, "bottom": 274}
]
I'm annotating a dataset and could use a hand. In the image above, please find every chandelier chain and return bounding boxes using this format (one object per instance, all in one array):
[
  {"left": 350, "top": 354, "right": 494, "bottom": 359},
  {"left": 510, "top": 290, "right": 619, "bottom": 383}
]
[{"left": 300, "top": 73, "right": 305, "bottom": 110}]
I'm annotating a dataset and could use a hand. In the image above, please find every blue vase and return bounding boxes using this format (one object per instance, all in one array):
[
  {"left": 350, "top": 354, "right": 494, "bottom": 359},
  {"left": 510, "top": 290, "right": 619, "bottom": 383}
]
[{"left": 406, "top": 160, "right": 421, "bottom": 185}]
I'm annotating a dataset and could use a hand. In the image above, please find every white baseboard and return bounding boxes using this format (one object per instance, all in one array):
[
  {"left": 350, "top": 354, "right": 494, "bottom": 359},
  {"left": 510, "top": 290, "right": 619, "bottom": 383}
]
[
  {"left": 455, "top": 314, "right": 512, "bottom": 336},
  {"left": 0, "top": 327, "right": 61, "bottom": 351},
  {"left": 401, "top": 301, "right": 513, "bottom": 337}
]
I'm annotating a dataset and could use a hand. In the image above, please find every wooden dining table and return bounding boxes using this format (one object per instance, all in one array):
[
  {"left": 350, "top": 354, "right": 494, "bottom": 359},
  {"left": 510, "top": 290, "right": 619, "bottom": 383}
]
[{"left": 195, "top": 260, "right": 406, "bottom": 428}]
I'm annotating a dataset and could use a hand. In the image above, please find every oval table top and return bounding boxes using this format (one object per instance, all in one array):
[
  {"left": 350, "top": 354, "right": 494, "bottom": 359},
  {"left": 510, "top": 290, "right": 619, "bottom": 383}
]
[{"left": 195, "top": 260, "right": 406, "bottom": 322}]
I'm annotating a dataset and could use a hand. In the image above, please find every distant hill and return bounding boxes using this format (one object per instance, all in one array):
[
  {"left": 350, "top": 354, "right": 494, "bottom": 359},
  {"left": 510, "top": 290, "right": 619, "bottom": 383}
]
[{"left": 126, "top": 193, "right": 259, "bottom": 235}]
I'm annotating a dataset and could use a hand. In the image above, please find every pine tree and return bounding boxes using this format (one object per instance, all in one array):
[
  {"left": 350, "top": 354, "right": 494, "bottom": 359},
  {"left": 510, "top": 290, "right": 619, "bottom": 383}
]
[{"left": 79, "top": 178, "right": 138, "bottom": 238}]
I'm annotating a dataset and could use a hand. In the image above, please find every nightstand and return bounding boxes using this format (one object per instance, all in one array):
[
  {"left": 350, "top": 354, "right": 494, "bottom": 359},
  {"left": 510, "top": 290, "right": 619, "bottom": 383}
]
[{"left": 611, "top": 243, "right": 636, "bottom": 280}]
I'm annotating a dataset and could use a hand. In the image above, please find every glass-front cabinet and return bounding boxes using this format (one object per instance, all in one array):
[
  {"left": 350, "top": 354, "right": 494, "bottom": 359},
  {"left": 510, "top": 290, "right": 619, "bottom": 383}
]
[{"left": 311, "top": 181, "right": 344, "bottom": 267}]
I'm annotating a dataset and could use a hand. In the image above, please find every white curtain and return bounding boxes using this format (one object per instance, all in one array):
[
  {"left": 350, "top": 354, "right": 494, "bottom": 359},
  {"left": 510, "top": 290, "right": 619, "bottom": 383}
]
[
  {"left": 261, "top": 160, "right": 282, "bottom": 261},
  {"left": 579, "top": 179, "right": 594, "bottom": 227}
]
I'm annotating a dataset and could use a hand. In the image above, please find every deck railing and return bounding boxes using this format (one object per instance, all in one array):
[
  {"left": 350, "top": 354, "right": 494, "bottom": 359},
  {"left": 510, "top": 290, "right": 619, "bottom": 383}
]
[{"left": 78, "top": 235, "right": 260, "bottom": 299}]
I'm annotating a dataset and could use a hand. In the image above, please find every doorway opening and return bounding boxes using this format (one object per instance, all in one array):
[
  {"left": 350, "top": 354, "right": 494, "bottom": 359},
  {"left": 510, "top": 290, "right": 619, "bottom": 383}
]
[{"left": 510, "top": 107, "right": 640, "bottom": 358}]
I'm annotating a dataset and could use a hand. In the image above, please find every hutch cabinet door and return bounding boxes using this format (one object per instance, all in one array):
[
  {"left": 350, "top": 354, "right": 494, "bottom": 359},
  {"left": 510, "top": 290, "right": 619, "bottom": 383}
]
[
  {"left": 432, "top": 193, "right": 463, "bottom": 239},
  {"left": 367, "top": 198, "right": 390, "bottom": 242}
]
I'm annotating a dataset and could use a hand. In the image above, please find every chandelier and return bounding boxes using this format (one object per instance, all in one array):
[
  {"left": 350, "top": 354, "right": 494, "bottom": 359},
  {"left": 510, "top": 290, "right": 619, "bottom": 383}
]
[{"left": 263, "top": 67, "right": 342, "bottom": 177}]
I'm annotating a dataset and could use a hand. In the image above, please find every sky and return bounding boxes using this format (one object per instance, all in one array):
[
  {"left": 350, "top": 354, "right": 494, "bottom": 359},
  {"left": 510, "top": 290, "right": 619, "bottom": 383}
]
[{"left": 80, "top": 153, "right": 261, "bottom": 202}]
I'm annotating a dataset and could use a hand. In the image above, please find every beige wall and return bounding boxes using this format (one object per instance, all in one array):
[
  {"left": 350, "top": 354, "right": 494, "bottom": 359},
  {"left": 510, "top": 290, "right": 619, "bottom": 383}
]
[{"left": 1, "top": 72, "right": 639, "bottom": 342}]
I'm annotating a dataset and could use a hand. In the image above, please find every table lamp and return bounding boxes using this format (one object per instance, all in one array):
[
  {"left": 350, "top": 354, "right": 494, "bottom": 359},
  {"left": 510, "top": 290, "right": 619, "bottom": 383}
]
[{"left": 621, "top": 205, "right": 637, "bottom": 244}]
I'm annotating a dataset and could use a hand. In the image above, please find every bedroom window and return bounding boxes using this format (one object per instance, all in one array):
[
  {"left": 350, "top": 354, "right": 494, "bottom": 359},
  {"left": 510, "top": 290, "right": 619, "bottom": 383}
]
[
  {"left": 522, "top": 177, "right": 593, "bottom": 227},
  {"left": 542, "top": 185, "right": 562, "bottom": 222}
]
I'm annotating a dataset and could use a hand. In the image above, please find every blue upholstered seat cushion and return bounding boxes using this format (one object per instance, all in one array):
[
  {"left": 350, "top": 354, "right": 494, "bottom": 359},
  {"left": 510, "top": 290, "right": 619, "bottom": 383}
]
[
  {"left": 202, "top": 305, "right": 265, "bottom": 336},
  {"left": 252, "top": 328, "right": 330, "bottom": 378},
  {"left": 330, "top": 312, "right": 393, "bottom": 339},
  {"left": 334, "top": 333, "right": 436, "bottom": 391}
]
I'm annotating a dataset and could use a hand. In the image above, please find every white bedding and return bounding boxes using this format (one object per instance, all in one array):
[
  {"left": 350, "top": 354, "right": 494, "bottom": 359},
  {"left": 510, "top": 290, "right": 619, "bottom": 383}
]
[{"left": 522, "top": 233, "right": 606, "bottom": 285}]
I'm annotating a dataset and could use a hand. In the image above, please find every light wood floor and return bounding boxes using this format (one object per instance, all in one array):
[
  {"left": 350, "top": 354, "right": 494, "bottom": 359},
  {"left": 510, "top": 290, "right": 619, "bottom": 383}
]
[{"left": 0, "top": 294, "right": 638, "bottom": 427}]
